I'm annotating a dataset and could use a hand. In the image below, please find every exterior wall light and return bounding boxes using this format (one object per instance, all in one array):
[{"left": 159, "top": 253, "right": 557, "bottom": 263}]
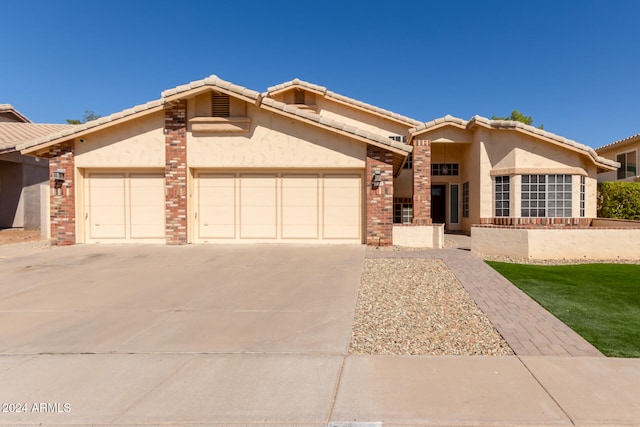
[
  {"left": 372, "top": 170, "right": 382, "bottom": 188},
  {"left": 52, "top": 170, "right": 65, "bottom": 182}
]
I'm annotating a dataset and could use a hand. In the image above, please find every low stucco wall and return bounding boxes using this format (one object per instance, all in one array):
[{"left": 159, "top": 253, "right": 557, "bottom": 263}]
[
  {"left": 393, "top": 225, "right": 444, "bottom": 248},
  {"left": 472, "top": 226, "right": 640, "bottom": 260}
]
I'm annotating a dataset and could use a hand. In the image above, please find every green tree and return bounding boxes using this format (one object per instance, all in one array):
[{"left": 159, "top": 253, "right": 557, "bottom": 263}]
[
  {"left": 66, "top": 109, "right": 101, "bottom": 125},
  {"left": 492, "top": 109, "right": 544, "bottom": 129}
]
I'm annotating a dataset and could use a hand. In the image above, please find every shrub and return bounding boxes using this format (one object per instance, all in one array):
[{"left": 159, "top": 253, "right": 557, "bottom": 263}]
[{"left": 598, "top": 181, "right": 640, "bottom": 219}]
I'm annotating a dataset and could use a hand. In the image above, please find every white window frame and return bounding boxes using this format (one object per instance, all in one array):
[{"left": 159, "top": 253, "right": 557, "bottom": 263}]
[
  {"left": 616, "top": 150, "right": 637, "bottom": 180},
  {"left": 494, "top": 176, "right": 510, "bottom": 217}
]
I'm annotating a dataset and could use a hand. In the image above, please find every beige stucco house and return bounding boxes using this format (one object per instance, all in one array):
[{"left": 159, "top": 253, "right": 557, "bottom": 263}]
[
  {"left": 18, "top": 75, "right": 617, "bottom": 248},
  {"left": 596, "top": 133, "right": 639, "bottom": 182},
  {"left": 0, "top": 104, "right": 70, "bottom": 229}
]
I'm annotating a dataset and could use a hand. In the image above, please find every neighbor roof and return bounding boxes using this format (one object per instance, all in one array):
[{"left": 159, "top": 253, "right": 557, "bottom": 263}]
[
  {"left": 19, "top": 75, "right": 411, "bottom": 159},
  {"left": 0, "top": 122, "right": 73, "bottom": 153},
  {"left": 266, "top": 78, "right": 423, "bottom": 127},
  {"left": 0, "top": 104, "right": 31, "bottom": 123},
  {"left": 408, "top": 114, "right": 618, "bottom": 170},
  {"left": 595, "top": 132, "right": 640, "bottom": 152}
]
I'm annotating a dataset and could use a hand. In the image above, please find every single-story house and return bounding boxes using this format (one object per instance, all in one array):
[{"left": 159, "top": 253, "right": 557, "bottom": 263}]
[
  {"left": 0, "top": 104, "right": 70, "bottom": 229},
  {"left": 18, "top": 75, "right": 617, "bottom": 248},
  {"left": 596, "top": 133, "right": 639, "bottom": 182}
]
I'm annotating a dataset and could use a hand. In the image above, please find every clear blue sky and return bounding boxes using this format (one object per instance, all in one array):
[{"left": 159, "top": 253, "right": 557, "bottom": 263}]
[{"left": 3, "top": 0, "right": 639, "bottom": 148}]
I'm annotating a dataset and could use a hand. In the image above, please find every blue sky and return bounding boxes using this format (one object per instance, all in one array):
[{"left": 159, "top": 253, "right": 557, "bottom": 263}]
[{"left": 3, "top": 0, "right": 639, "bottom": 148}]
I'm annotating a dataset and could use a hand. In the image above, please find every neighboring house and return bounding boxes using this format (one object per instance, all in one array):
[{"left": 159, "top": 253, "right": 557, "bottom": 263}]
[
  {"left": 595, "top": 133, "right": 639, "bottom": 182},
  {"left": 18, "top": 75, "right": 617, "bottom": 246},
  {"left": 0, "top": 104, "right": 71, "bottom": 229}
]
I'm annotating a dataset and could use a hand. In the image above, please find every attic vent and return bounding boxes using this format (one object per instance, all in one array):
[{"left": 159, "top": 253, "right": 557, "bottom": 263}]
[
  {"left": 212, "top": 92, "right": 230, "bottom": 117},
  {"left": 294, "top": 89, "right": 305, "bottom": 104}
]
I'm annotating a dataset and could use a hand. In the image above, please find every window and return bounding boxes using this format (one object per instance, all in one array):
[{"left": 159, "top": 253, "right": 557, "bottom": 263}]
[
  {"left": 462, "top": 182, "right": 469, "bottom": 218},
  {"left": 212, "top": 92, "right": 230, "bottom": 117},
  {"left": 616, "top": 151, "right": 637, "bottom": 180},
  {"left": 580, "top": 176, "right": 585, "bottom": 217},
  {"left": 393, "top": 198, "right": 413, "bottom": 224},
  {"left": 431, "top": 163, "right": 459, "bottom": 176},
  {"left": 403, "top": 153, "right": 413, "bottom": 169},
  {"left": 450, "top": 184, "right": 459, "bottom": 223},
  {"left": 521, "top": 174, "right": 572, "bottom": 218},
  {"left": 494, "top": 176, "right": 510, "bottom": 217}
]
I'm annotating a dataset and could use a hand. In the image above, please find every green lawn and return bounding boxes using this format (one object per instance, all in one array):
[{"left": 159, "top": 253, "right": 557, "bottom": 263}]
[{"left": 486, "top": 262, "right": 640, "bottom": 358}]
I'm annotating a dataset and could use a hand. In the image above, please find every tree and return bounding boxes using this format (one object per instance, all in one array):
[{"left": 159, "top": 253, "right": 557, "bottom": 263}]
[
  {"left": 66, "top": 109, "right": 101, "bottom": 125},
  {"left": 492, "top": 109, "right": 544, "bottom": 129}
]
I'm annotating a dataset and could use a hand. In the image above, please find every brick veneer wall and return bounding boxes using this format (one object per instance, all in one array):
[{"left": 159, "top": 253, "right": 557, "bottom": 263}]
[
  {"left": 49, "top": 142, "right": 75, "bottom": 246},
  {"left": 165, "top": 100, "right": 188, "bottom": 245},
  {"left": 366, "top": 146, "right": 394, "bottom": 246},
  {"left": 412, "top": 139, "right": 432, "bottom": 225}
]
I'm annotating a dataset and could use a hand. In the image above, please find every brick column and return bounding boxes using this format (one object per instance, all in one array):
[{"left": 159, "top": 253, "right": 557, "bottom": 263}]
[
  {"left": 165, "top": 100, "right": 188, "bottom": 245},
  {"left": 366, "top": 146, "right": 394, "bottom": 246},
  {"left": 412, "top": 139, "right": 432, "bottom": 225},
  {"left": 49, "top": 142, "right": 75, "bottom": 245}
]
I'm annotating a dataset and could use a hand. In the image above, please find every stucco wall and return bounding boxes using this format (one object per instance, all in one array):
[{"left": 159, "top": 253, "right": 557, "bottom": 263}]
[
  {"left": 393, "top": 224, "right": 444, "bottom": 248},
  {"left": 188, "top": 103, "right": 366, "bottom": 168},
  {"left": 472, "top": 226, "right": 640, "bottom": 260},
  {"left": 75, "top": 112, "right": 165, "bottom": 168}
]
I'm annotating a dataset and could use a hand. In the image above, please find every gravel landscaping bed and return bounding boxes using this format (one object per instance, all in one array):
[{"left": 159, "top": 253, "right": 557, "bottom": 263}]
[{"left": 350, "top": 258, "right": 514, "bottom": 356}]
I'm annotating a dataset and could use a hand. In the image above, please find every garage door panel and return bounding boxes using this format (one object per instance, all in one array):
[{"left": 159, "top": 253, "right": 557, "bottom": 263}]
[
  {"left": 240, "top": 175, "right": 277, "bottom": 239},
  {"left": 198, "top": 175, "right": 235, "bottom": 239},
  {"left": 282, "top": 175, "right": 318, "bottom": 239},
  {"left": 88, "top": 174, "right": 126, "bottom": 239},
  {"left": 323, "top": 175, "right": 361, "bottom": 239},
  {"left": 129, "top": 174, "right": 165, "bottom": 239},
  {"left": 85, "top": 171, "right": 165, "bottom": 243}
]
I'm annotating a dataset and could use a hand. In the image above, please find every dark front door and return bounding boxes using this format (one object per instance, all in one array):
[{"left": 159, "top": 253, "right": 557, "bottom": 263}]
[{"left": 431, "top": 184, "right": 446, "bottom": 224}]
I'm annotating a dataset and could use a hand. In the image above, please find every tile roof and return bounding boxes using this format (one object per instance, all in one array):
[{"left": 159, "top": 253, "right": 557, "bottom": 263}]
[
  {"left": 409, "top": 115, "right": 618, "bottom": 169},
  {"left": 20, "top": 75, "right": 411, "bottom": 155},
  {"left": 0, "top": 123, "right": 73, "bottom": 153},
  {"left": 266, "top": 78, "right": 423, "bottom": 127},
  {"left": 0, "top": 104, "right": 31, "bottom": 123},
  {"left": 595, "top": 132, "right": 640, "bottom": 152}
]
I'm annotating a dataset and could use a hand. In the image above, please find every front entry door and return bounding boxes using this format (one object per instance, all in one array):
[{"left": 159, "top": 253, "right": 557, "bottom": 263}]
[{"left": 431, "top": 184, "right": 446, "bottom": 224}]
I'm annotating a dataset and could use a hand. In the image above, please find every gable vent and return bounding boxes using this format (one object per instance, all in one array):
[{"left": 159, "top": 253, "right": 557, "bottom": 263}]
[
  {"left": 294, "top": 89, "right": 305, "bottom": 104},
  {"left": 212, "top": 92, "right": 230, "bottom": 117}
]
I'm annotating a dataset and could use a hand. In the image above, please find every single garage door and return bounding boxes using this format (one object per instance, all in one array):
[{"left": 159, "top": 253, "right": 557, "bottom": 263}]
[
  {"left": 84, "top": 171, "right": 165, "bottom": 243},
  {"left": 195, "top": 171, "right": 362, "bottom": 243}
]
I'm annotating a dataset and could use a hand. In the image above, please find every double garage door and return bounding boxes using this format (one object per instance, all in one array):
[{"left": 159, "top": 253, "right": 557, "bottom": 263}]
[
  {"left": 83, "top": 170, "right": 362, "bottom": 244},
  {"left": 195, "top": 172, "right": 362, "bottom": 243}
]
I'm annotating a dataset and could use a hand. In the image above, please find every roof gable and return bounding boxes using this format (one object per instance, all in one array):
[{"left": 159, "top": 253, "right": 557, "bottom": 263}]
[
  {"left": 18, "top": 75, "right": 411, "bottom": 167},
  {"left": 266, "top": 78, "right": 423, "bottom": 127},
  {"left": 409, "top": 115, "right": 618, "bottom": 170},
  {"left": 0, "top": 104, "right": 31, "bottom": 123}
]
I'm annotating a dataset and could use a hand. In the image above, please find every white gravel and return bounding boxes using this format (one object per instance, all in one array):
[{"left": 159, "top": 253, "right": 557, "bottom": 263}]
[{"left": 349, "top": 258, "right": 514, "bottom": 356}]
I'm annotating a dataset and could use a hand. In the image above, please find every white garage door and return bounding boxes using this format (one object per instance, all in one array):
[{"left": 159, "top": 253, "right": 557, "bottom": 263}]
[
  {"left": 195, "top": 171, "right": 362, "bottom": 243},
  {"left": 84, "top": 171, "right": 165, "bottom": 243}
]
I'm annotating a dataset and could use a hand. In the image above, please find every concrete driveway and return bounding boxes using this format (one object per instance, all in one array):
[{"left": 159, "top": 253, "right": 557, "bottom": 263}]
[
  {"left": 0, "top": 244, "right": 364, "bottom": 425},
  {"left": 0, "top": 244, "right": 365, "bottom": 355}
]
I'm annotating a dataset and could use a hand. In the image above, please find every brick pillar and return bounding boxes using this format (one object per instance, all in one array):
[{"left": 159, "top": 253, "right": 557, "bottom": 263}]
[
  {"left": 49, "top": 142, "right": 75, "bottom": 245},
  {"left": 366, "top": 146, "right": 394, "bottom": 246},
  {"left": 165, "top": 100, "right": 188, "bottom": 245},
  {"left": 412, "top": 139, "right": 432, "bottom": 225}
]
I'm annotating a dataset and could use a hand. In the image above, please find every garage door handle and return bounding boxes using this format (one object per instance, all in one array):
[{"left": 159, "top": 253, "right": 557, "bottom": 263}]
[{"left": 195, "top": 212, "right": 198, "bottom": 220}]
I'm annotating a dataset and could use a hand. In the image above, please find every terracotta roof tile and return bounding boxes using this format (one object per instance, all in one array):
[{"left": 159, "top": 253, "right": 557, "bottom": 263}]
[
  {"left": 0, "top": 104, "right": 31, "bottom": 123},
  {"left": 595, "top": 132, "right": 640, "bottom": 152}
]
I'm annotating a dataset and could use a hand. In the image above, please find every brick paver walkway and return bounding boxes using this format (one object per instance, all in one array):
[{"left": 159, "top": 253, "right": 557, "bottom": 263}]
[{"left": 366, "top": 247, "right": 603, "bottom": 357}]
